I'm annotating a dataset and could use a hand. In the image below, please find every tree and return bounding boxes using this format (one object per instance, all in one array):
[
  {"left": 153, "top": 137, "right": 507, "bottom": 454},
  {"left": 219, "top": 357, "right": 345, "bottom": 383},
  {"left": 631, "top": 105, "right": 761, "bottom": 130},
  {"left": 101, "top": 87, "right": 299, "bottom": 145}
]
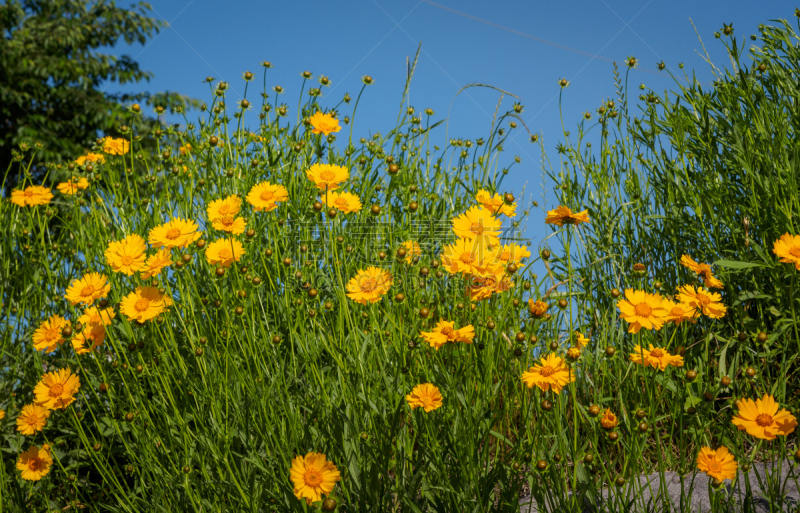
[{"left": 0, "top": 0, "right": 195, "bottom": 183}]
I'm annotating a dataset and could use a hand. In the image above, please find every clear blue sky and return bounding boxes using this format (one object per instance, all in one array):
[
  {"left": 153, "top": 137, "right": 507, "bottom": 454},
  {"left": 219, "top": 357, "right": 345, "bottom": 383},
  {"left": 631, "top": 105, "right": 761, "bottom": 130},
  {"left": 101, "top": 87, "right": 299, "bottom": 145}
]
[{"left": 113, "top": 0, "right": 795, "bottom": 248}]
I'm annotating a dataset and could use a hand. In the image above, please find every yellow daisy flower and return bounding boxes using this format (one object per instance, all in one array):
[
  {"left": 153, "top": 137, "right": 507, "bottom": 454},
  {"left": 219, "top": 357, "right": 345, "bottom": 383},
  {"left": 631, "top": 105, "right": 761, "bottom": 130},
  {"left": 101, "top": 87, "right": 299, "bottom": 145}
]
[
  {"left": 16, "top": 404, "right": 50, "bottom": 436},
  {"left": 629, "top": 344, "right": 684, "bottom": 370},
  {"left": 64, "top": 272, "right": 111, "bottom": 306},
  {"left": 306, "top": 163, "right": 349, "bottom": 191},
  {"left": 420, "top": 320, "right": 475, "bottom": 350},
  {"left": 521, "top": 353, "right": 574, "bottom": 393},
  {"left": 773, "top": 233, "right": 800, "bottom": 270},
  {"left": 451, "top": 206, "right": 501, "bottom": 246},
  {"left": 732, "top": 395, "right": 797, "bottom": 440},
  {"left": 617, "top": 289, "right": 668, "bottom": 333},
  {"left": 401, "top": 240, "right": 422, "bottom": 264},
  {"left": 105, "top": 234, "right": 147, "bottom": 275},
  {"left": 141, "top": 249, "right": 173, "bottom": 279},
  {"left": 75, "top": 153, "right": 105, "bottom": 166},
  {"left": 676, "top": 285, "right": 727, "bottom": 319},
  {"left": 289, "top": 452, "right": 341, "bottom": 505},
  {"left": 697, "top": 446, "right": 737, "bottom": 482},
  {"left": 205, "top": 238, "right": 245, "bottom": 268},
  {"left": 34, "top": 368, "right": 81, "bottom": 410},
  {"left": 441, "top": 237, "right": 493, "bottom": 276},
  {"left": 544, "top": 205, "right": 590, "bottom": 226},
  {"left": 56, "top": 177, "right": 89, "bottom": 195},
  {"left": 120, "top": 287, "right": 173, "bottom": 323},
  {"left": 11, "top": 185, "right": 53, "bottom": 207},
  {"left": 475, "top": 189, "right": 516, "bottom": 217},
  {"left": 527, "top": 300, "right": 549, "bottom": 318},
  {"left": 494, "top": 243, "right": 531, "bottom": 265},
  {"left": 32, "top": 315, "right": 69, "bottom": 352},
  {"left": 101, "top": 136, "right": 130, "bottom": 155},
  {"left": 346, "top": 267, "right": 392, "bottom": 305},
  {"left": 308, "top": 111, "right": 342, "bottom": 136},
  {"left": 148, "top": 218, "right": 202, "bottom": 249},
  {"left": 16, "top": 445, "right": 53, "bottom": 481},
  {"left": 207, "top": 195, "right": 242, "bottom": 220},
  {"left": 323, "top": 191, "right": 362, "bottom": 213},
  {"left": 406, "top": 383, "right": 444, "bottom": 412},
  {"left": 246, "top": 181, "right": 289, "bottom": 212}
]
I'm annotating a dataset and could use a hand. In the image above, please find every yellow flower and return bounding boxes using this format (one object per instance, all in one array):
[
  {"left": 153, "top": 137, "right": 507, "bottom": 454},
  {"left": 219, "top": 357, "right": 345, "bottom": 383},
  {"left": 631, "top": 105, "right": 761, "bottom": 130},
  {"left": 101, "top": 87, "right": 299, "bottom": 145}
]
[
  {"left": 75, "top": 153, "right": 105, "bottom": 166},
  {"left": 16, "top": 445, "right": 53, "bottom": 481},
  {"left": 101, "top": 136, "right": 130, "bottom": 155},
  {"left": 34, "top": 368, "right": 81, "bottom": 410},
  {"left": 521, "top": 353, "right": 574, "bottom": 393},
  {"left": 148, "top": 218, "right": 202, "bottom": 249},
  {"left": 527, "top": 300, "right": 548, "bottom": 318},
  {"left": 306, "top": 163, "right": 349, "bottom": 191},
  {"left": 64, "top": 272, "right": 111, "bottom": 306},
  {"left": 401, "top": 240, "right": 422, "bottom": 264},
  {"left": 544, "top": 205, "right": 590, "bottom": 226},
  {"left": 441, "top": 238, "right": 493, "bottom": 276},
  {"left": 406, "top": 383, "right": 444, "bottom": 412},
  {"left": 141, "top": 249, "right": 173, "bottom": 279},
  {"left": 211, "top": 215, "right": 247, "bottom": 234},
  {"left": 575, "top": 331, "right": 590, "bottom": 348},
  {"left": 732, "top": 395, "right": 797, "bottom": 440},
  {"left": 16, "top": 404, "right": 50, "bottom": 436},
  {"left": 629, "top": 344, "right": 684, "bottom": 371},
  {"left": 466, "top": 270, "right": 512, "bottom": 301},
  {"left": 11, "top": 185, "right": 53, "bottom": 207},
  {"left": 566, "top": 346, "right": 581, "bottom": 360},
  {"left": 680, "top": 254, "right": 724, "bottom": 289},
  {"left": 697, "top": 446, "right": 737, "bottom": 482},
  {"left": 323, "top": 190, "right": 362, "bottom": 213},
  {"left": 773, "top": 233, "right": 800, "bottom": 270},
  {"left": 105, "top": 233, "right": 147, "bottom": 275},
  {"left": 72, "top": 324, "right": 107, "bottom": 354},
  {"left": 289, "top": 452, "right": 341, "bottom": 505},
  {"left": 346, "top": 267, "right": 392, "bottom": 305},
  {"left": 617, "top": 289, "right": 668, "bottom": 333},
  {"left": 451, "top": 206, "right": 501, "bottom": 246},
  {"left": 120, "top": 287, "right": 173, "bottom": 323},
  {"left": 475, "top": 189, "right": 516, "bottom": 217},
  {"left": 32, "top": 315, "right": 69, "bottom": 352},
  {"left": 494, "top": 243, "right": 531, "bottom": 264},
  {"left": 663, "top": 300, "right": 698, "bottom": 325},
  {"left": 56, "top": 177, "right": 89, "bottom": 195},
  {"left": 308, "top": 111, "right": 342, "bottom": 136},
  {"left": 0, "top": 409, "right": 4, "bottom": 420},
  {"left": 179, "top": 143, "right": 192, "bottom": 155},
  {"left": 78, "top": 306, "right": 115, "bottom": 327},
  {"left": 676, "top": 285, "right": 727, "bottom": 319},
  {"left": 246, "top": 181, "right": 289, "bottom": 212},
  {"left": 205, "top": 238, "right": 245, "bottom": 268},
  {"left": 599, "top": 409, "right": 618, "bottom": 429},
  {"left": 207, "top": 195, "right": 242, "bottom": 220},
  {"left": 420, "top": 320, "right": 475, "bottom": 350}
]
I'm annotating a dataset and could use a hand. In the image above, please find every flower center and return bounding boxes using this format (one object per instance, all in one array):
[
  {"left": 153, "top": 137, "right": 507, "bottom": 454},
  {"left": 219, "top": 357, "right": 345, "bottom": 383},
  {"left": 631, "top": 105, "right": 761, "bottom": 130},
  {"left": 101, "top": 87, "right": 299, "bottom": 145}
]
[
  {"left": 320, "top": 170, "right": 335, "bottom": 181},
  {"left": 650, "top": 348, "right": 665, "bottom": 358},
  {"left": 218, "top": 249, "right": 232, "bottom": 260},
  {"left": 304, "top": 469, "right": 323, "bottom": 487},
  {"left": 134, "top": 299, "right": 150, "bottom": 312},
  {"left": 45, "top": 329, "right": 59, "bottom": 341},
  {"left": 220, "top": 216, "right": 234, "bottom": 226},
  {"left": 334, "top": 198, "right": 348, "bottom": 208},
  {"left": 756, "top": 413, "right": 774, "bottom": 427},
  {"left": 420, "top": 395, "right": 434, "bottom": 408},
  {"left": 470, "top": 222, "right": 485, "bottom": 235},
  {"left": 459, "top": 252, "right": 475, "bottom": 264},
  {"left": 121, "top": 256, "right": 133, "bottom": 265},
  {"left": 634, "top": 303, "right": 652, "bottom": 317},
  {"left": 540, "top": 365, "right": 555, "bottom": 377},
  {"left": 440, "top": 327, "right": 455, "bottom": 337},
  {"left": 24, "top": 190, "right": 33, "bottom": 197},
  {"left": 218, "top": 204, "right": 231, "bottom": 215},
  {"left": 359, "top": 278, "right": 377, "bottom": 292},
  {"left": 790, "top": 247, "right": 800, "bottom": 258},
  {"left": 671, "top": 307, "right": 684, "bottom": 317},
  {"left": 166, "top": 228, "right": 181, "bottom": 240},
  {"left": 501, "top": 251, "right": 510, "bottom": 261},
  {"left": 90, "top": 315, "right": 101, "bottom": 325},
  {"left": 49, "top": 383, "right": 64, "bottom": 397},
  {"left": 697, "top": 293, "right": 711, "bottom": 305},
  {"left": 260, "top": 190, "right": 274, "bottom": 201},
  {"left": 28, "top": 459, "right": 41, "bottom": 471},
  {"left": 708, "top": 460, "right": 722, "bottom": 473},
  {"left": 80, "top": 286, "right": 94, "bottom": 296}
]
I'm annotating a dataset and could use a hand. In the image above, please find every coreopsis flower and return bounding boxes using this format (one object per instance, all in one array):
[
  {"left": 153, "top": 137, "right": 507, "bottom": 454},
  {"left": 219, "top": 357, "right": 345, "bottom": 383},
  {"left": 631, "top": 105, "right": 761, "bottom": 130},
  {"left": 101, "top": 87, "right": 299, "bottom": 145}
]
[
  {"left": 544, "top": 205, "right": 590, "bottom": 226},
  {"left": 401, "top": 240, "right": 422, "bottom": 264},
  {"left": 205, "top": 238, "right": 245, "bottom": 268},
  {"left": 121, "top": 287, "right": 173, "bottom": 323},
  {"left": 406, "top": 383, "right": 444, "bottom": 412},
  {"left": 773, "top": 233, "right": 800, "bottom": 270},
  {"left": 34, "top": 368, "right": 81, "bottom": 410},
  {"left": 574, "top": 331, "right": 590, "bottom": 348},
  {"left": 599, "top": 409, "right": 618, "bottom": 429},
  {"left": 346, "top": 267, "right": 392, "bottom": 305},
  {"left": 246, "top": 181, "right": 289, "bottom": 212},
  {"left": 105, "top": 234, "right": 147, "bottom": 275},
  {"left": 420, "top": 320, "right": 475, "bottom": 350},
  {"left": 732, "top": 395, "right": 797, "bottom": 440},
  {"left": 680, "top": 254, "right": 724, "bottom": 289},
  {"left": 441, "top": 238, "right": 493, "bottom": 276},
  {"left": 617, "top": 289, "right": 668, "bottom": 333},
  {"left": 75, "top": 152, "right": 105, "bottom": 166},
  {"left": 467, "top": 271, "right": 512, "bottom": 301},
  {"left": 16, "top": 404, "right": 50, "bottom": 435},
  {"left": 148, "top": 218, "right": 202, "bottom": 249},
  {"left": 207, "top": 195, "right": 242, "bottom": 220},
  {"left": 179, "top": 143, "right": 192, "bottom": 155},
  {"left": 697, "top": 447, "right": 737, "bottom": 482},
  {"left": 56, "top": 177, "right": 89, "bottom": 195},
  {"left": 566, "top": 347, "right": 581, "bottom": 360},
  {"left": 16, "top": 445, "right": 53, "bottom": 481},
  {"left": 323, "top": 191, "right": 362, "bottom": 213},
  {"left": 72, "top": 324, "right": 107, "bottom": 354},
  {"left": 306, "top": 163, "right": 349, "bottom": 191},
  {"left": 521, "top": 353, "right": 574, "bottom": 393},
  {"left": 629, "top": 344, "right": 684, "bottom": 371},
  {"left": 77, "top": 306, "right": 115, "bottom": 328},
  {"left": 528, "top": 300, "right": 549, "bottom": 318},
  {"left": 211, "top": 215, "right": 247, "bottom": 234},
  {"left": 451, "top": 206, "right": 501, "bottom": 246},
  {"left": 308, "top": 111, "right": 342, "bottom": 136},
  {"left": 0, "top": 409, "right": 4, "bottom": 420},
  {"left": 663, "top": 300, "right": 698, "bottom": 325},
  {"left": 141, "top": 249, "right": 173, "bottom": 279},
  {"left": 676, "top": 285, "right": 727, "bottom": 319},
  {"left": 11, "top": 185, "right": 53, "bottom": 207},
  {"left": 289, "top": 452, "right": 341, "bottom": 505},
  {"left": 475, "top": 189, "right": 516, "bottom": 217},
  {"left": 32, "top": 315, "right": 69, "bottom": 352},
  {"left": 494, "top": 243, "right": 531, "bottom": 265},
  {"left": 64, "top": 272, "right": 111, "bottom": 306},
  {"left": 101, "top": 136, "right": 130, "bottom": 155}
]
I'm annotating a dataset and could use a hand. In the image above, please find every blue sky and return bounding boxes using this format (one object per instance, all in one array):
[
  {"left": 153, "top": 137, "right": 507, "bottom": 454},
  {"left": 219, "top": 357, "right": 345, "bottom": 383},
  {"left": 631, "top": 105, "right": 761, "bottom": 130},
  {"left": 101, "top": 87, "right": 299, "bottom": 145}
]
[{"left": 112, "top": 0, "right": 795, "bottom": 248}]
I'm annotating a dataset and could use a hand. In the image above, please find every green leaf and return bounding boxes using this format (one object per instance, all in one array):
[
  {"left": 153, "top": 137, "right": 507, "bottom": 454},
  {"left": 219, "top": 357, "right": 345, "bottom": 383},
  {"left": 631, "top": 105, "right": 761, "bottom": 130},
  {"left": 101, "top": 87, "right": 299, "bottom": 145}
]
[{"left": 714, "top": 259, "right": 768, "bottom": 270}]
